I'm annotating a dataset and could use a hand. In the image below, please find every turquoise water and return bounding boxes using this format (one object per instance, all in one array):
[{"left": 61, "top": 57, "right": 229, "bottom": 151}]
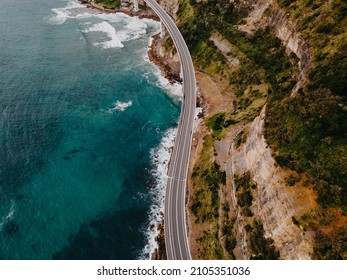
[{"left": 0, "top": 0, "right": 180, "bottom": 259}]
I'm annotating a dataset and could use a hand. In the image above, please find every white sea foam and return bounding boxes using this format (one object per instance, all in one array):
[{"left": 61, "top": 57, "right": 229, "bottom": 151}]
[
  {"left": 143, "top": 34, "right": 183, "bottom": 103},
  {"left": 142, "top": 65, "right": 183, "bottom": 104},
  {"left": 49, "top": 1, "right": 152, "bottom": 49},
  {"left": 107, "top": 15, "right": 148, "bottom": 43},
  {"left": 64, "top": 0, "right": 85, "bottom": 9},
  {"left": 6, "top": 202, "right": 15, "bottom": 220},
  {"left": 0, "top": 200, "right": 16, "bottom": 232},
  {"left": 124, "top": 17, "right": 147, "bottom": 38},
  {"left": 82, "top": 14, "right": 148, "bottom": 49},
  {"left": 48, "top": 0, "right": 88, "bottom": 25},
  {"left": 108, "top": 101, "right": 133, "bottom": 113},
  {"left": 157, "top": 72, "right": 183, "bottom": 102},
  {"left": 142, "top": 18, "right": 160, "bottom": 27},
  {"left": 140, "top": 128, "right": 177, "bottom": 259},
  {"left": 84, "top": 21, "right": 124, "bottom": 48},
  {"left": 96, "top": 13, "right": 124, "bottom": 23},
  {"left": 49, "top": 8, "right": 69, "bottom": 25}
]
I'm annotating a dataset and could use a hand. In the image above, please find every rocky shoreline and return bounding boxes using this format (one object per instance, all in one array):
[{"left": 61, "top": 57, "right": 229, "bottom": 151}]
[
  {"left": 147, "top": 34, "right": 181, "bottom": 84},
  {"left": 78, "top": 0, "right": 183, "bottom": 260},
  {"left": 80, "top": 1, "right": 180, "bottom": 83},
  {"left": 80, "top": 0, "right": 159, "bottom": 20}
]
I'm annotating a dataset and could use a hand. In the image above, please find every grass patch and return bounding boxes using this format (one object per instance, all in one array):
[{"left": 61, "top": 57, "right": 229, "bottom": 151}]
[
  {"left": 191, "top": 161, "right": 226, "bottom": 223},
  {"left": 197, "top": 229, "right": 224, "bottom": 260},
  {"left": 95, "top": 0, "right": 121, "bottom": 9},
  {"left": 207, "top": 112, "right": 237, "bottom": 139}
]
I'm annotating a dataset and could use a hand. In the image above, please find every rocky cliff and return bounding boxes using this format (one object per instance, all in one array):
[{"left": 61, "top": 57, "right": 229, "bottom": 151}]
[
  {"left": 158, "top": 0, "right": 179, "bottom": 20},
  {"left": 232, "top": 107, "right": 316, "bottom": 259},
  {"left": 268, "top": 7, "right": 312, "bottom": 95},
  {"left": 238, "top": 0, "right": 312, "bottom": 94},
  {"left": 172, "top": 0, "right": 329, "bottom": 259}
]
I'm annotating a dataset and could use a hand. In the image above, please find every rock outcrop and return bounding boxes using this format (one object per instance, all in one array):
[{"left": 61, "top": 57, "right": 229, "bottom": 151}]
[
  {"left": 147, "top": 0, "right": 181, "bottom": 81},
  {"left": 158, "top": 0, "right": 179, "bottom": 19},
  {"left": 233, "top": 107, "right": 316, "bottom": 259},
  {"left": 237, "top": 0, "right": 312, "bottom": 95},
  {"left": 268, "top": 7, "right": 312, "bottom": 95},
  {"left": 151, "top": 223, "right": 167, "bottom": 260}
]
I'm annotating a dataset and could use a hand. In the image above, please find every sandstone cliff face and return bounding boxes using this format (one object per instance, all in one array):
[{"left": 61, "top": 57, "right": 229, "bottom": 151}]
[
  {"left": 237, "top": 0, "right": 312, "bottom": 95},
  {"left": 268, "top": 7, "right": 312, "bottom": 95},
  {"left": 232, "top": 107, "right": 316, "bottom": 259},
  {"left": 158, "top": 0, "right": 179, "bottom": 19},
  {"left": 202, "top": 0, "right": 315, "bottom": 258},
  {"left": 229, "top": 2, "right": 315, "bottom": 258}
]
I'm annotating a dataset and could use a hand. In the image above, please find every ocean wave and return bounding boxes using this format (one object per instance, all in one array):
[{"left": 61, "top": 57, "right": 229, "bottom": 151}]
[
  {"left": 48, "top": 0, "right": 88, "bottom": 25},
  {"left": 98, "top": 13, "right": 148, "bottom": 42},
  {"left": 0, "top": 200, "right": 16, "bottom": 232},
  {"left": 96, "top": 13, "right": 124, "bottom": 23},
  {"left": 143, "top": 38, "right": 183, "bottom": 103},
  {"left": 142, "top": 67, "right": 183, "bottom": 104},
  {"left": 95, "top": 13, "right": 148, "bottom": 43},
  {"left": 139, "top": 128, "right": 177, "bottom": 259},
  {"left": 122, "top": 17, "right": 148, "bottom": 40},
  {"left": 84, "top": 21, "right": 124, "bottom": 49},
  {"left": 50, "top": 1, "right": 151, "bottom": 49},
  {"left": 156, "top": 73, "right": 183, "bottom": 102},
  {"left": 108, "top": 101, "right": 133, "bottom": 113},
  {"left": 49, "top": 8, "right": 69, "bottom": 25}
]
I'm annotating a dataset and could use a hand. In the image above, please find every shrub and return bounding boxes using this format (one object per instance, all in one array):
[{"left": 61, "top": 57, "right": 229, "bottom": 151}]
[{"left": 248, "top": 220, "right": 280, "bottom": 260}]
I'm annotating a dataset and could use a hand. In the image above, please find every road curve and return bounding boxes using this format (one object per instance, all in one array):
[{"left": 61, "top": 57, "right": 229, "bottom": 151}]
[{"left": 144, "top": 0, "right": 196, "bottom": 260}]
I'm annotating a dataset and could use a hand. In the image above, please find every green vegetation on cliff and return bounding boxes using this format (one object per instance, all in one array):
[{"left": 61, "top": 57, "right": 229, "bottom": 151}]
[
  {"left": 177, "top": 0, "right": 346, "bottom": 203},
  {"left": 264, "top": 0, "right": 347, "bottom": 211},
  {"left": 95, "top": 0, "right": 121, "bottom": 9},
  {"left": 190, "top": 134, "right": 236, "bottom": 259},
  {"left": 246, "top": 220, "right": 280, "bottom": 260},
  {"left": 190, "top": 135, "right": 225, "bottom": 259},
  {"left": 235, "top": 172, "right": 256, "bottom": 217},
  {"left": 277, "top": 0, "right": 346, "bottom": 97},
  {"left": 191, "top": 158, "right": 225, "bottom": 223},
  {"left": 264, "top": 0, "right": 347, "bottom": 259},
  {"left": 178, "top": 0, "right": 297, "bottom": 93},
  {"left": 175, "top": 0, "right": 346, "bottom": 259}
]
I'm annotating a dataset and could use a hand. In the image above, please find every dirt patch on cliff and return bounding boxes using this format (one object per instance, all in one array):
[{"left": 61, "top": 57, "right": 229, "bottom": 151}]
[{"left": 195, "top": 71, "right": 234, "bottom": 117}]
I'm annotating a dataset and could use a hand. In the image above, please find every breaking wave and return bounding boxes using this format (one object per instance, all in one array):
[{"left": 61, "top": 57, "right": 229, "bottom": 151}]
[
  {"left": 108, "top": 100, "right": 133, "bottom": 113},
  {"left": 48, "top": 1, "right": 151, "bottom": 49},
  {"left": 139, "top": 128, "right": 177, "bottom": 259}
]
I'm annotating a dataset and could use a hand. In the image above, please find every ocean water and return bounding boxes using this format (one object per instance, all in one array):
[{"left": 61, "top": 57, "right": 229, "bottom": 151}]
[{"left": 0, "top": 0, "right": 181, "bottom": 259}]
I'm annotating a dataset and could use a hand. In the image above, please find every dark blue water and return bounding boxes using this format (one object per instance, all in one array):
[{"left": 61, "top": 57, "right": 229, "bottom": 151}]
[{"left": 0, "top": 0, "right": 180, "bottom": 259}]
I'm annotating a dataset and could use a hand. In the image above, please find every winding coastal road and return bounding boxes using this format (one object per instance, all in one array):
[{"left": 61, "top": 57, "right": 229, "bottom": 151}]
[{"left": 144, "top": 0, "right": 196, "bottom": 260}]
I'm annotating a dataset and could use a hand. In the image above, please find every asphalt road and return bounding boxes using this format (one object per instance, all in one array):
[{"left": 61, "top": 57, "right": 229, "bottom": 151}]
[{"left": 144, "top": 0, "right": 196, "bottom": 260}]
